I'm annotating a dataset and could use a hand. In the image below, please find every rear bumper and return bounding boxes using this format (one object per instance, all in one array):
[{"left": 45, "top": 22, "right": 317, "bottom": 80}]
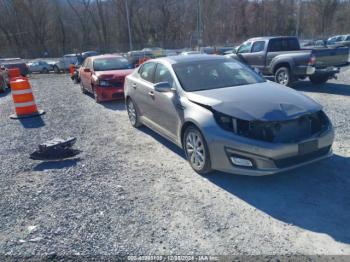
[
  {"left": 306, "top": 66, "right": 340, "bottom": 76},
  {"left": 95, "top": 86, "right": 125, "bottom": 101}
]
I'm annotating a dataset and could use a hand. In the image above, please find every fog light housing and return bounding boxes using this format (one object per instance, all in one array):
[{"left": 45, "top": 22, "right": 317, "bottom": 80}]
[{"left": 230, "top": 156, "right": 253, "bottom": 167}]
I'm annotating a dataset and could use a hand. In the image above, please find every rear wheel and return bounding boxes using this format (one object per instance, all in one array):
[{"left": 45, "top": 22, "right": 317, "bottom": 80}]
[
  {"left": 126, "top": 98, "right": 142, "bottom": 127},
  {"left": 275, "top": 67, "right": 294, "bottom": 86},
  {"left": 309, "top": 75, "right": 329, "bottom": 85},
  {"left": 53, "top": 66, "right": 60, "bottom": 74},
  {"left": 183, "top": 126, "right": 212, "bottom": 175}
]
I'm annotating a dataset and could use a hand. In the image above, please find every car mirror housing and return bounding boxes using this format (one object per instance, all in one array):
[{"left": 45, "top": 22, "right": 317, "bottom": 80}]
[{"left": 154, "top": 82, "right": 172, "bottom": 92}]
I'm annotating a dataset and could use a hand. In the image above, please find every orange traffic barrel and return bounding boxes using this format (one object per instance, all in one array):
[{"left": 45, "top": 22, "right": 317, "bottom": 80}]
[
  {"left": 9, "top": 78, "right": 45, "bottom": 119},
  {"left": 8, "top": 68, "right": 21, "bottom": 80},
  {"left": 69, "top": 64, "right": 75, "bottom": 77}
]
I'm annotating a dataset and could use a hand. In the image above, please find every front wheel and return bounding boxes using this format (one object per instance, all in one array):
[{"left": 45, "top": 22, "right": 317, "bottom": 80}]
[
  {"left": 126, "top": 98, "right": 142, "bottom": 128},
  {"left": 275, "top": 67, "right": 294, "bottom": 86},
  {"left": 309, "top": 75, "right": 329, "bottom": 85},
  {"left": 92, "top": 86, "right": 100, "bottom": 103},
  {"left": 183, "top": 126, "right": 212, "bottom": 175}
]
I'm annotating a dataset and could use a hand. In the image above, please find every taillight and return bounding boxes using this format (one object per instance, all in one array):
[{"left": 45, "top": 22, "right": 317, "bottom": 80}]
[{"left": 308, "top": 55, "right": 316, "bottom": 65}]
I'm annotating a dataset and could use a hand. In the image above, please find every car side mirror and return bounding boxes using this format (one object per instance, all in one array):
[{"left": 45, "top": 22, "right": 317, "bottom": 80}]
[
  {"left": 84, "top": 68, "right": 91, "bottom": 73},
  {"left": 154, "top": 82, "right": 172, "bottom": 92}
]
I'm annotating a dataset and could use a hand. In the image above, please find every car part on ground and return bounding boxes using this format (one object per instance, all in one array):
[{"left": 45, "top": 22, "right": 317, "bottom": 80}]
[{"left": 30, "top": 137, "right": 80, "bottom": 160}]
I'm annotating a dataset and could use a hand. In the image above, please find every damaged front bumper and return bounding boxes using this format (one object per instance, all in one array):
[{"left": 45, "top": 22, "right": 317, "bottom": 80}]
[{"left": 205, "top": 124, "right": 334, "bottom": 176}]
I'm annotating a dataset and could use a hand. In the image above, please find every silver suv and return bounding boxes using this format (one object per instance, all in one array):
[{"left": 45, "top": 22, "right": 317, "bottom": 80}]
[{"left": 124, "top": 55, "right": 334, "bottom": 176}]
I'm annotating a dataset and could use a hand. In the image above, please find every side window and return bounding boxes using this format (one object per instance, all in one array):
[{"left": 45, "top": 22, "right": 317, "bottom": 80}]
[
  {"left": 154, "top": 63, "right": 174, "bottom": 86},
  {"left": 237, "top": 42, "right": 252, "bottom": 54},
  {"left": 287, "top": 38, "right": 300, "bottom": 50},
  {"left": 251, "top": 41, "right": 265, "bottom": 53},
  {"left": 268, "top": 39, "right": 282, "bottom": 52},
  {"left": 139, "top": 62, "right": 156, "bottom": 83},
  {"left": 86, "top": 59, "right": 93, "bottom": 69}
]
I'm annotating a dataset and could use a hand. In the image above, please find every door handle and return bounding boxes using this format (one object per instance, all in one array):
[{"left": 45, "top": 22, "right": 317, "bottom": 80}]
[
  {"left": 132, "top": 83, "right": 137, "bottom": 89},
  {"left": 148, "top": 91, "right": 154, "bottom": 97}
]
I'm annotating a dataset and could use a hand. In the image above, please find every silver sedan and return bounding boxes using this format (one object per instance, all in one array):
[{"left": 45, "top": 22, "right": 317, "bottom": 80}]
[{"left": 124, "top": 55, "right": 334, "bottom": 176}]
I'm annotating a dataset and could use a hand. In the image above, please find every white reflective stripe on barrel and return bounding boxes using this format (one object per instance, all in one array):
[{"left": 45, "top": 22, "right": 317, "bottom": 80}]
[
  {"left": 14, "top": 101, "right": 36, "bottom": 107},
  {"left": 12, "top": 89, "right": 33, "bottom": 95}
]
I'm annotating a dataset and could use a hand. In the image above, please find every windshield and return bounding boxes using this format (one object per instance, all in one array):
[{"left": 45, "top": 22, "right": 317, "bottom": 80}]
[
  {"left": 93, "top": 57, "right": 130, "bottom": 71},
  {"left": 173, "top": 59, "right": 265, "bottom": 92}
]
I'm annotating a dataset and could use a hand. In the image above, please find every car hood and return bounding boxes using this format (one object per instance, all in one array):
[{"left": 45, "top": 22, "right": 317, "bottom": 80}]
[
  {"left": 94, "top": 69, "right": 134, "bottom": 80},
  {"left": 186, "top": 81, "right": 322, "bottom": 121}
]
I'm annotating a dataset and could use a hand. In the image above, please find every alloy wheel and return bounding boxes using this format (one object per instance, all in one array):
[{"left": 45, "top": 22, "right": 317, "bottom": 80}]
[
  {"left": 127, "top": 99, "right": 137, "bottom": 126},
  {"left": 185, "top": 131, "right": 206, "bottom": 170}
]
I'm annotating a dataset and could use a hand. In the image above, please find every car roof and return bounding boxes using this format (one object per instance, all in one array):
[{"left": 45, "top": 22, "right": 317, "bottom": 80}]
[
  {"left": 246, "top": 36, "right": 297, "bottom": 41},
  {"left": 154, "top": 54, "right": 227, "bottom": 65},
  {"left": 90, "top": 54, "right": 123, "bottom": 60}
]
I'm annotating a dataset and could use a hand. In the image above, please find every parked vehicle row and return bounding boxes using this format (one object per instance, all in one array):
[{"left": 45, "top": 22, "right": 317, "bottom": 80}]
[
  {"left": 69, "top": 51, "right": 339, "bottom": 176},
  {"left": 0, "top": 58, "right": 29, "bottom": 76},
  {"left": 226, "top": 36, "right": 349, "bottom": 86},
  {"left": 327, "top": 34, "right": 350, "bottom": 47}
]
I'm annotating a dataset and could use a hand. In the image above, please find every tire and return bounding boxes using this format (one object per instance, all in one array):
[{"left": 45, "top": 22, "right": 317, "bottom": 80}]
[
  {"left": 126, "top": 98, "right": 142, "bottom": 128},
  {"left": 42, "top": 68, "right": 49, "bottom": 74},
  {"left": 274, "top": 67, "right": 294, "bottom": 86},
  {"left": 80, "top": 81, "right": 87, "bottom": 94},
  {"left": 309, "top": 75, "right": 329, "bottom": 85},
  {"left": 53, "top": 66, "right": 60, "bottom": 74},
  {"left": 183, "top": 126, "right": 212, "bottom": 175},
  {"left": 92, "top": 86, "right": 100, "bottom": 103},
  {"left": 73, "top": 75, "right": 80, "bottom": 84},
  {"left": 0, "top": 78, "right": 5, "bottom": 93}
]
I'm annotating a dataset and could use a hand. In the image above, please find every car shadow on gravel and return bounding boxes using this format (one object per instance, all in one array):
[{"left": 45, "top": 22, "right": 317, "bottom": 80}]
[
  {"left": 0, "top": 88, "right": 10, "bottom": 97},
  {"left": 19, "top": 116, "right": 45, "bottom": 128},
  {"left": 101, "top": 100, "right": 126, "bottom": 111},
  {"left": 33, "top": 158, "right": 80, "bottom": 171},
  {"left": 138, "top": 126, "right": 186, "bottom": 158},
  {"left": 206, "top": 154, "right": 350, "bottom": 244},
  {"left": 294, "top": 81, "right": 350, "bottom": 96}
]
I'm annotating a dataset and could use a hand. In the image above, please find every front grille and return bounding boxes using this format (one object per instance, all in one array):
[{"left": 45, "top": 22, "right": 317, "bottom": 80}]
[
  {"left": 274, "top": 146, "right": 331, "bottom": 168},
  {"left": 236, "top": 111, "right": 330, "bottom": 143},
  {"left": 110, "top": 77, "right": 125, "bottom": 88}
]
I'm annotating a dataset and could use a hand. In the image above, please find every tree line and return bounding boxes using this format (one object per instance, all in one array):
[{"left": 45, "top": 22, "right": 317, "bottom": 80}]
[{"left": 0, "top": 0, "right": 349, "bottom": 58}]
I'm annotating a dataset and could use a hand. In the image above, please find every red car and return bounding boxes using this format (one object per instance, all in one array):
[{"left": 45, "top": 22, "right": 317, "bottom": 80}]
[{"left": 79, "top": 55, "right": 134, "bottom": 102}]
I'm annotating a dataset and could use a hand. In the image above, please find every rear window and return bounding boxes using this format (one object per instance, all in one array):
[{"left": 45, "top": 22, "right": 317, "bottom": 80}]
[
  {"left": 93, "top": 57, "right": 130, "bottom": 71},
  {"left": 268, "top": 38, "right": 300, "bottom": 52}
]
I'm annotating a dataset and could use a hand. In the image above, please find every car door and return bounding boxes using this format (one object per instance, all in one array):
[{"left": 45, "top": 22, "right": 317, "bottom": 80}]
[
  {"left": 148, "top": 63, "right": 181, "bottom": 139},
  {"left": 131, "top": 62, "right": 157, "bottom": 119},
  {"left": 237, "top": 41, "right": 266, "bottom": 72}
]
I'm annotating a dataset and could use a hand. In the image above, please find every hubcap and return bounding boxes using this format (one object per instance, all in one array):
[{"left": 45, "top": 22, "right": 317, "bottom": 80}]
[
  {"left": 127, "top": 100, "right": 137, "bottom": 125},
  {"left": 185, "top": 131, "right": 205, "bottom": 170},
  {"left": 277, "top": 70, "right": 289, "bottom": 85}
]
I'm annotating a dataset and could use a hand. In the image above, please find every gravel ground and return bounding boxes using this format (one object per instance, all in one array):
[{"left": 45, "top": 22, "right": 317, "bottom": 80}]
[{"left": 0, "top": 69, "right": 350, "bottom": 257}]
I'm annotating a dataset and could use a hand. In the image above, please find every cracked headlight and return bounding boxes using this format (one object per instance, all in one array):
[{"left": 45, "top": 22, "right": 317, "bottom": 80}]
[{"left": 214, "top": 111, "right": 238, "bottom": 133}]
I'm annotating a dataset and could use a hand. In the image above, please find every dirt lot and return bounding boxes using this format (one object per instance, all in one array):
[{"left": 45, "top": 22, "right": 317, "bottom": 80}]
[{"left": 0, "top": 69, "right": 350, "bottom": 257}]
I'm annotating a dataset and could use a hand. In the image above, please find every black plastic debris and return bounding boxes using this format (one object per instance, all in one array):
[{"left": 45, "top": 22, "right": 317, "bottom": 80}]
[{"left": 30, "top": 137, "right": 80, "bottom": 160}]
